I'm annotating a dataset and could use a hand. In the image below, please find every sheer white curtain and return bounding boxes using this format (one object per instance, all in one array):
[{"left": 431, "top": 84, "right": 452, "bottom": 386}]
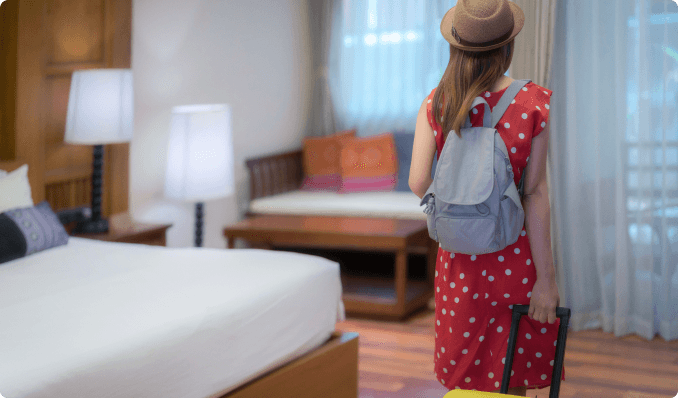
[
  {"left": 307, "top": 0, "right": 338, "bottom": 137},
  {"left": 550, "top": 0, "right": 678, "bottom": 340},
  {"left": 509, "top": 0, "right": 557, "bottom": 90},
  {"left": 328, "top": 0, "right": 458, "bottom": 136}
]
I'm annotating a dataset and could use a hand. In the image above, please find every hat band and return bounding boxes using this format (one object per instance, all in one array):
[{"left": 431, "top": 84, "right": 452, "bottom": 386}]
[{"left": 450, "top": 25, "right": 513, "bottom": 48}]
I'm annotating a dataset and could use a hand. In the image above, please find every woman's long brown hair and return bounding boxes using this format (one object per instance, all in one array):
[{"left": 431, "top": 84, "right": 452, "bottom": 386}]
[{"left": 432, "top": 40, "right": 514, "bottom": 140}]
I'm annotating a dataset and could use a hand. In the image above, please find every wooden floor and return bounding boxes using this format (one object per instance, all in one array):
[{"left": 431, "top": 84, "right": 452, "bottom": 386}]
[{"left": 336, "top": 308, "right": 678, "bottom": 398}]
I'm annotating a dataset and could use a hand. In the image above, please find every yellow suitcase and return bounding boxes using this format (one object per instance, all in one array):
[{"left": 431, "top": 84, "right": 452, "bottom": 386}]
[
  {"left": 444, "top": 391, "right": 521, "bottom": 397},
  {"left": 442, "top": 305, "right": 571, "bottom": 398}
]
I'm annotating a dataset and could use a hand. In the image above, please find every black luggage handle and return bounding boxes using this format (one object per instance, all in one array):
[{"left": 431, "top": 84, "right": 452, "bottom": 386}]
[{"left": 500, "top": 305, "right": 571, "bottom": 397}]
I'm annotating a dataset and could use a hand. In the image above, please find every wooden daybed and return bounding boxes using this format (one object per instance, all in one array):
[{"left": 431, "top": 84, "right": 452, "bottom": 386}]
[{"left": 236, "top": 150, "right": 437, "bottom": 320}]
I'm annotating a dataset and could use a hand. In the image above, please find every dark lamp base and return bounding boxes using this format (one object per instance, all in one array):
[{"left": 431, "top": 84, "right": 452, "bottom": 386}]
[{"left": 72, "top": 218, "right": 109, "bottom": 234}]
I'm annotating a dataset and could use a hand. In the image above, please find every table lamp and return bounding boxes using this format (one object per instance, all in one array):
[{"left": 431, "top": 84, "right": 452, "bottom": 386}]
[
  {"left": 64, "top": 69, "right": 134, "bottom": 234},
  {"left": 164, "top": 104, "right": 234, "bottom": 247}
]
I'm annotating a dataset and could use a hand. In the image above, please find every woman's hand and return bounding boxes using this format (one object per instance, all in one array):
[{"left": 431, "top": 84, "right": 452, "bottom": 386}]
[{"left": 528, "top": 276, "right": 560, "bottom": 324}]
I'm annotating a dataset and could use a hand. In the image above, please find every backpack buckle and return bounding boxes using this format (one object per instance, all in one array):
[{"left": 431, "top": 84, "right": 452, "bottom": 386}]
[{"left": 423, "top": 195, "right": 436, "bottom": 215}]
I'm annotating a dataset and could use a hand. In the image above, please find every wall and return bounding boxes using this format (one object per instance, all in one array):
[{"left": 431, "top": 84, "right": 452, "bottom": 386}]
[{"left": 131, "top": 0, "right": 312, "bottom": 248}]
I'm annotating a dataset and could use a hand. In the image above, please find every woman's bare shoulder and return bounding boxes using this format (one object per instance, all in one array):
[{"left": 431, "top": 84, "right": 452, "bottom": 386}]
[{"left": 491, "top": 76, "right": 514, "bottom": 92}]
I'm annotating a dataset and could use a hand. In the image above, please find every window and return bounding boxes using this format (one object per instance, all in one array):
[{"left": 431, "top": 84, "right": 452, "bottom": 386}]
[
  {"left": 330, "top": 0, "right": 458, "bottom": 135},
  {"left": 625, "top": 1, "right": 678, "bottom": 252}
]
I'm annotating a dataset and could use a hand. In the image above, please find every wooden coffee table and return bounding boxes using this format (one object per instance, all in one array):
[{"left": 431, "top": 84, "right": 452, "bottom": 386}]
[{"left": 223, "top": 214, "right": 436, "bottom": 320}]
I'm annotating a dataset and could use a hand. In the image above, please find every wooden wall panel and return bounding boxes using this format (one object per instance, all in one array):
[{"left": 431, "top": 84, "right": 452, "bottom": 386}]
[
  {"left": 16, "top": 0, "right": 46, "bottom": 202},
  {"left": 43, "top": 0, "right": 107, "bottom": 214},
  {"left": 44, "top": 76, "right": 70, "bottom": 149},
  {"left": 0, "top": 0, "right": 18, "bottom": 161},
  {"left": 45, "top": 0, "right": 106, "bottom": 66},
  {"left": 105, "top": 0, "right": 132, "bottom": 215},
  {"left": 8, "top": 0, "right": 132, "bottom": 215},
  {"left": 44, "top": 76, "right": 92, "bottom": 175}
]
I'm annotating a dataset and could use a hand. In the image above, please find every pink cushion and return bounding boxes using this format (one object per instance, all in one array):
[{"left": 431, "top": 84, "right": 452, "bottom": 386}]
[
  {"left": 300, "top": 174, "right": 343, "bottom": 192},
  {"left": 300, "top": 130, "right": 356, "bottom": 192},
  {"left": 339, "top": 175, "right": 397, "bottom": 193},
  {"left": 338, "top": 133, "right": 398, "bottom": 193}
]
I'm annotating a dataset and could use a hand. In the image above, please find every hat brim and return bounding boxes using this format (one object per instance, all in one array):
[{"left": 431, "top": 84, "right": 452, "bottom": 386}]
[{"left": 440, "top": 2, "right": 524, "bottom": 52}]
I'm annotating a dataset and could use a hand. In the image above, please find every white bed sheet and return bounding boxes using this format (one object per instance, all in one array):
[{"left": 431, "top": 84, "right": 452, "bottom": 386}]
[
  {"left": 249, "top": 190, "right": 427, "bottom": 220},
  {"left": 0, "top": 238, "right": 343, "bottom": 398}
]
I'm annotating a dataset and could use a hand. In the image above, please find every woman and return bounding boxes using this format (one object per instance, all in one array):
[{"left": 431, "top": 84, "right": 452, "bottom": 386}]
[{"left": 408, "top": 0, "right": 561, "bottom": 395}]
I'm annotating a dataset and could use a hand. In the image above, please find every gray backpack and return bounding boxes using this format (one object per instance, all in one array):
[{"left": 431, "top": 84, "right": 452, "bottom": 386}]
[{"left": 421, "top": 79, "right": 531, "bottom": 255}]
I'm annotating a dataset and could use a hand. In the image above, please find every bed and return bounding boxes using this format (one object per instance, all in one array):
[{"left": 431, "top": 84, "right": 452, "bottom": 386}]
[
  {"left": 0, "top": 237, "right": 356, "bottom": 398},
  {"left": 0, "top": 161, "right": 358, "bottom": 398}
]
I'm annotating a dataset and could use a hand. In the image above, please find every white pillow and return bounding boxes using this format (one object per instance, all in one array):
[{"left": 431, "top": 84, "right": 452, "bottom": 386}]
[{"left": 0, "top": 164, "right": 34, "bottom": 213}]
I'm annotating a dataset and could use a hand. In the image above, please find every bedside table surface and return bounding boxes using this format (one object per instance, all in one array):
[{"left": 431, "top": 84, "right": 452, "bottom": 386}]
[{"left": 73, "top": 212, "right": 172, "bottom": 244}]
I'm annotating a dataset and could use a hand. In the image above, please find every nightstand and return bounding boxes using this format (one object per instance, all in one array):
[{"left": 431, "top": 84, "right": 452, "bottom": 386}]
[{"left": 72, "top": 212, "right": 172, "bottom": 246}]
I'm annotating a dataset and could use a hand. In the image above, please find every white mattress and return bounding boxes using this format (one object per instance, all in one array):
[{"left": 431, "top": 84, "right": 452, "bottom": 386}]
[
  {"left": 0, "top": 238, "right": 343, "bottom": 398},
  {"left": 249, "top": 190, "right": 427, "bottom": 220}
]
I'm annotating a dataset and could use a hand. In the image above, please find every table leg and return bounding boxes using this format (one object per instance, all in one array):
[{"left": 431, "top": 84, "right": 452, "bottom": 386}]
[
  {"left": 227, "top": 236, "right": 235, "bottom": 249},
  {"left": 249, "top": 241, "right": 273, "bottom": 250},
  {"left": 395, "top": 247, "right": 408, "bottom": 314}
]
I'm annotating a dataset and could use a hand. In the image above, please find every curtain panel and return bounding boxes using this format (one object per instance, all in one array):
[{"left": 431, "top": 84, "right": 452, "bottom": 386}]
[
  {"left": 510, "top": 0, "right": 557, "bottom": 88},
  {"left": 307, "top": 0, "right": 338, "bottom": 137},
  {"left": 550, "top": 0, "right": 678, "bottom": 340}
]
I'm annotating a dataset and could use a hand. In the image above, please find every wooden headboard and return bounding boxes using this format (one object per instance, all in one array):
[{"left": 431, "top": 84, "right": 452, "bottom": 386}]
[
  {"left": 0, "top": 160, "right": 25, "bottom": 173},
  {"left": 245, "top": 150, "right": 304, "bottom": 201},
  {"left": 0, "top": 0, "right": 132, "bottom": 214}
]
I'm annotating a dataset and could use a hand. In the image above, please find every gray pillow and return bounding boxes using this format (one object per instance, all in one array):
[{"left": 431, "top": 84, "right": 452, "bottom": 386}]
[{"left": 0, "top": 201, "right": 69, "bottom": 264}]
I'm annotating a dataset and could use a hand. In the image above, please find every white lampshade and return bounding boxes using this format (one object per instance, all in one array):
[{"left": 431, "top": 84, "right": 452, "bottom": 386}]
[
  {"left": 164, "top": 104, "right": 234, "bottom": 202},
  {"left": 65, "top": 69, "right": 134, "bottom": 144}
]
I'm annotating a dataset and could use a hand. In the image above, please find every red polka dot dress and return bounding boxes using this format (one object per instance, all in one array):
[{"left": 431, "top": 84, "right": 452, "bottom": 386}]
[{"left": 426, "top": 82, "right": 564, "bottom": 392}]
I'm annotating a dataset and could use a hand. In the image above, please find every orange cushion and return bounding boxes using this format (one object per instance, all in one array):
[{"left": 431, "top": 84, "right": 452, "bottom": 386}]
[
  {"left": 338, "top": 133, "right": 398, "bottom": 193},
  {"left": 301, "top": 130, "right": 356, "bottom": 191}
]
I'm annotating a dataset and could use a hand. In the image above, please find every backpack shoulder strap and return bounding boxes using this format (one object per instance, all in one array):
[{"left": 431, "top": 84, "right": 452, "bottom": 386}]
[
  {"left": 463, "top": 96, "right": 492, "bottom": 129},
  {"left": 490, "top": 79, "right": 531, "bottom": 128}
]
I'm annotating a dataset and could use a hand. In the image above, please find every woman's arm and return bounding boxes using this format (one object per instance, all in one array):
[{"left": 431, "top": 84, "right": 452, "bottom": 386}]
[
  {"left": 521, "top": 122, "right": 560, "bottom": 324},
  {"left": 409, "top": 97, "right": 437, "bottom": 198}
]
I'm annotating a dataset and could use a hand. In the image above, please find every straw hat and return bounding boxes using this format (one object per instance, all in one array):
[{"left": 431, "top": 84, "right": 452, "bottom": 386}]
[{"left": 441, "top": 0, "right": 524, "bottom": 52}]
